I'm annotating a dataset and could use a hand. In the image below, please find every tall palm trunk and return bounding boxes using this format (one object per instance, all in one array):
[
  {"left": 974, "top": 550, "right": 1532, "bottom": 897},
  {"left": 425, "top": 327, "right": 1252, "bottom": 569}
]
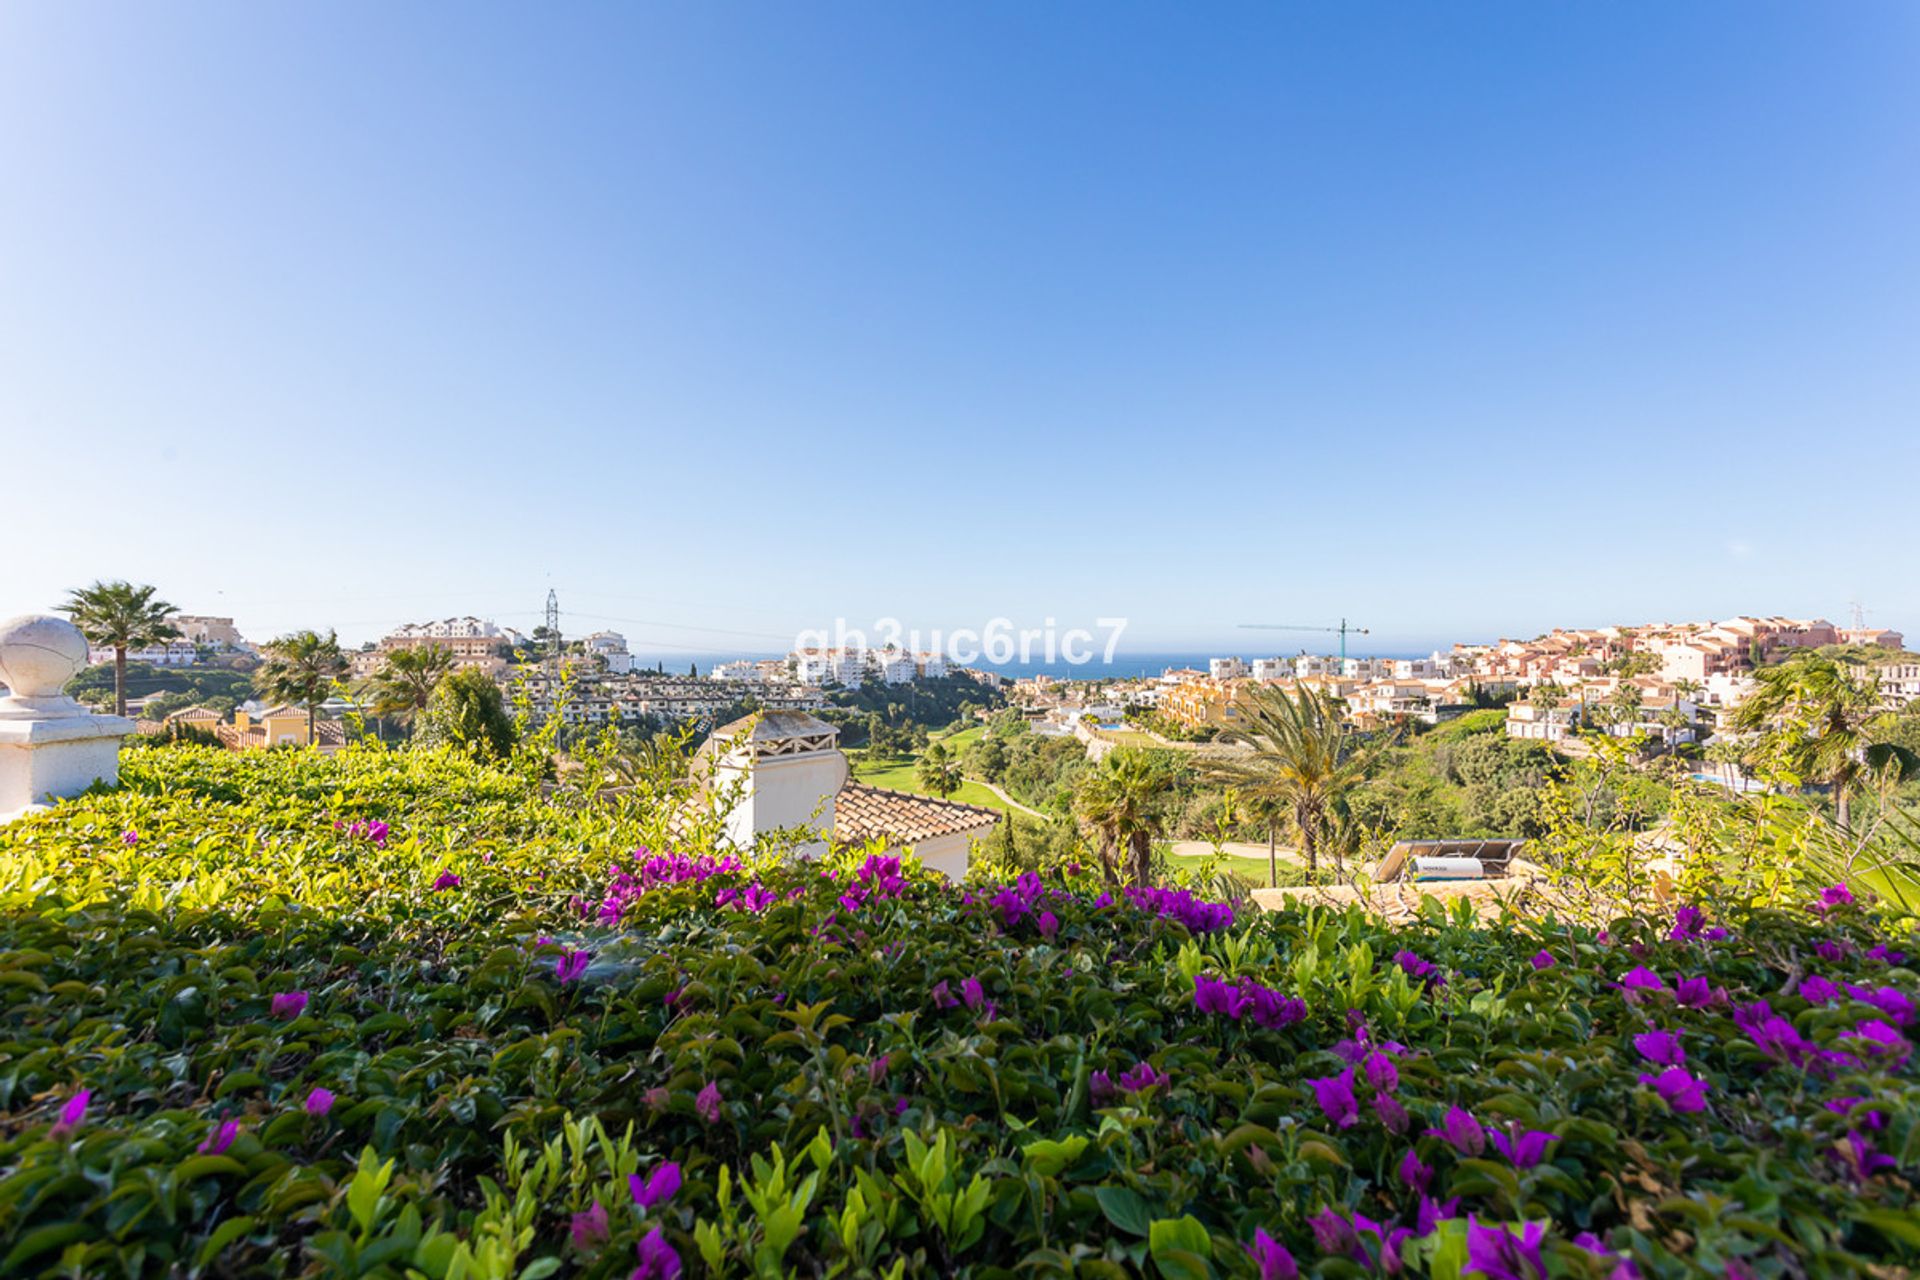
[
  {"left": 1130, "top": 830, "right": 1152, "bottom": 887},
  {"left": 1268, "top": 826, "right": 1278, "bottom": 888},
  {"left": 307, "top": 701, "right": 317, "bottom": 747},
  {"left": 1835, "top": 783, "right": 1851, "bottom": 834},
  {"left": 114, "top": 646, "right": 128, "bottom": 718}
]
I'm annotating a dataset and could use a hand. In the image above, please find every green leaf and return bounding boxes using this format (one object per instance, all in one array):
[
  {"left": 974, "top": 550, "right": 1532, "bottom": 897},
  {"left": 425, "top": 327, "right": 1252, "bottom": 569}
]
[
  {"left": 1148, "top": 1216, "right": 1213, "bottom": 1280},
  {"left": 1094, "top": 1185, "right": 1153, "bottom": 1237}
]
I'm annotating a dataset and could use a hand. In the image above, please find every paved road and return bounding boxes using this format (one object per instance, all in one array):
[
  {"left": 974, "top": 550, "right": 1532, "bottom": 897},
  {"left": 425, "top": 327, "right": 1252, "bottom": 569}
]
[
  {"left": 1166, "top": 839, "right": 1304, "bottom": 866},
  {"left": 968, "top": 777, "right": 1049, "bottom": 820}
]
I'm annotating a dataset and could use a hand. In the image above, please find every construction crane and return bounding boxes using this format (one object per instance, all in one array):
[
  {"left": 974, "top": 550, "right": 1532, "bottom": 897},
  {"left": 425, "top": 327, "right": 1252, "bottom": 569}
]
[{"left": 1238, "top": 618, "right": 1371, "bottom": 663}]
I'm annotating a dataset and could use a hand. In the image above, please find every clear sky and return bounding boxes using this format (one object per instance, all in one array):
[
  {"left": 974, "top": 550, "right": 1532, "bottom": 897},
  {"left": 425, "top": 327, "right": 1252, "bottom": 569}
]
[{"left": 3, "top": 2, "right": 1916, "bottom": 660}]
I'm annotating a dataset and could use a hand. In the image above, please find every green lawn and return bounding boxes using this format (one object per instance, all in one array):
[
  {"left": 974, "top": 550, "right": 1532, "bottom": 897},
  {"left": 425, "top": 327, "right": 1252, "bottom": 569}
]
[{"left": 850, "top": 752, "right": 1012, "bottom": 815}]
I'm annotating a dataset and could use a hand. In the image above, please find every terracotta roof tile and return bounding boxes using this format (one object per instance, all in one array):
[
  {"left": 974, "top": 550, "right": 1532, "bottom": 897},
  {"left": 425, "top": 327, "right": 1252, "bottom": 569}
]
[{"left": 833, "top": 783, "right": 1000, "bottom": 846}]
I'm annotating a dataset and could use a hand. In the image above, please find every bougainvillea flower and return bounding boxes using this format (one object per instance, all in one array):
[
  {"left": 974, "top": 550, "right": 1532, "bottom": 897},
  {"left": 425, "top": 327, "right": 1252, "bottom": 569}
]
[
  {"left": 1846, "top": 984, "right": 1914, "bottom": 1027},
  {"left": 1738, "top": 1004, "right": 1817, "bottom": 1067},
  {"left": 570, "top": 1201, "right": 609, "bottom": 1249},
  {"left": 1394, "top": 950, "right": 1438, "bottom": 982},
  {"left": 1843, "top": 1020, "right": 1911, "bottom": 1065},
  {"left": 868, "top": 1056, "right": 889, "bottom": 1085},
  {"left": 630, "top": 1162, "right": 681, "bottom": 1210},
  {"left": 1089, "top": 1070, "right": 1114, "bottom": 1104},
  {"left": 695, "top": 1082, "right": 721, "bottom": 1124},
  {"left": 1573, "top": 1232, "right": 1643, "bottom": 1280},
  {"left": 271, "top": 991, "right": 309, "bottom": 1020},
  {"left": 1816, "top": 940, "right": 1846, "bottom": 963},
  {"left": 1825, "top": 1096, "right": 1887, "bottom": 1130},
  {"left": 432, "top": 871, "right": 461, "bottom": 891},
  {"left": 1037, "top": 910, "right": 1059, "bottom": 939},
  {"left": 1867, "top": 943, "right": 1907, "bottom": 965},
  {"left": 1415, "top": 1195, "right": 1460, "bottom": 1236},
  {"left": 1798, "top": 974, "right": 1841, "bottom": 1004},
  {"left": 50, "top": 1089, "right": 90, "bottom": 1139},
  {"left": 121, "top": 830, "right": 139, "bottom": 846},
  {"left": 1486, "top": 1123, "right": 1557, "bottom": 1169},
  {"left": 1426, "top": 1105, "right": 1485, "bottom": 1156},
  {"left": 1117, "top": 1061, "right": 1170, "bottom": 1094},
  {"left": 961, "top": 976, "right": 986, "bottom": 1010},
  {"left": 1194, "top": 974, "right": 1249, "bottom": 1017},
  {"left": 1363, "top": 1050, "right": 1399, "bottom": 1094},
  {"left": 1633, "top": 1030, "right": 1685, "bottom": 1066},
  {"left": 1529, "top": 950, "right": 1555, "bottom": 970},
  {"left": 1620, "top": 967, "right": 1665, "bottom": 994},
  {"left": 893, "top": 1095, "right": 909, "bottom": 1117},
  {"left": 1638, "top": 1066, "right": 1709, "bottom": 1113},
  {"left": 1309, "top": 1207, "right": 1356, "bottom": 1255},
  {"left": 1373, "top": 1093, "right": 1409, "bottom": 1133},
  {"left": 555, "top": 950, "right": 591, "bottom": 983},
  {"left": 1819, "top": 883, "right": 1855, "bottom": 909},
  {"left": 1243, "top": 985, "right": 1308, "bottom": 1031},
  {"left": 1670, "top": 905, "right": 1706, "bottom": 941},
  {"left": 304, "top": 1087, "right": 335, "bottom": 1116},
  {"left": 1673, "top": 976, "right": 1718, "bottom": 1008},
  {"left": 197, "top": 1119, "right": 240, "bottom": 1155},
  {"left": 931, "top": 980, "right": 957, "bottom": 1009},
  {"left": 1309, "top": 1068, "right": 1360, "bottom": 1129},
  {"left": 1832, "top": 1131, "right": 1897, "bottom": 1182},
  {"left": 1247, "top": 1227, "right": 1298, "bottom": 1280},
  {"left": 1464, "top": 1217, "right": 1547, "bottom": 1280},
  {"left": 1126, "top": 885, "right": 1236, "bottom": 933},
  {"left": 1397, "top": 1147, "right": 1433, "bottom": 1193},
  {"left": 631, "top": 1225, "right": 682, "bottom": 1280}
]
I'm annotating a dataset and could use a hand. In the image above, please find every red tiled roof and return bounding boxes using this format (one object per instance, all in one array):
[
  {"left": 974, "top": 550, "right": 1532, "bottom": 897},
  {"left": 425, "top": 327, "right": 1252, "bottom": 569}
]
[{"left": 833, "top": 783, "right": 1000, "bottom": 846}]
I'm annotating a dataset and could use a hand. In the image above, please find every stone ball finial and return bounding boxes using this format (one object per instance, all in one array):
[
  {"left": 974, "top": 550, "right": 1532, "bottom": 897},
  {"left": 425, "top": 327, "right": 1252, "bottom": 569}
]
[{"left": 0, "top": 614, "right": 91, "bottom": 698}]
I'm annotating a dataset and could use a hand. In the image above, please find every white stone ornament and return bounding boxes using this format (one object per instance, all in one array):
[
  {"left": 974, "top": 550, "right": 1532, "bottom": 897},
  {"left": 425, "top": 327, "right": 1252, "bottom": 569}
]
[{"left": 0, "top": 614, "right": 136, "bottom": 823}]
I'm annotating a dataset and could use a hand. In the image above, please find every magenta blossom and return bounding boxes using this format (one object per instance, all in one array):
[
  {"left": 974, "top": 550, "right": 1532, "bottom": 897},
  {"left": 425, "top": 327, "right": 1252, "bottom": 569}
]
[
  {"left": 1798, "top": 974, "right": 1841, "bottom": 1004},
  {"left": 1247, "top": 1227, "right": 1298, "bottom": 1280},
  {"left": 1308, "top": 1068, "right": 1360, "bottom": 1130},
  {"left": 630, "top": 1161, "right": 682, "bottom": 1210},
  {"left": 555, "top": 950, "right": 591, "bottom": 983},
  {"left": 1846, "top": 984, "right": 1915, "bottom": 1027},
  {"left": 1866, "top": 943, "right": 1907, "bottom": 965},
  {"left": 1832, "top": 1132, "right": 1897, "bottom": 1183},
  {"left": 121, "top": 830, "right": 139, "bottom": 846},
  {"left": 631, "top": 1225, "right": 682, "bottom": 1280},
  {"left": 1486, "top": 1122, "right": 1558, "bottom": 1169},
  {"left": 570, "top": 1201, "right": 609, "bottom": 1249},
  {"left": 1394, "top": 950, "right": 1441, "bottom": 985},
  {"left": 1309, "top": 1207, "right": 1356, "bottom": 1256},
  {"left": 1620, "top": 967, "right": 1665, "bottom": 994},
  {"left": 1398, "top": 1147, "right": 1434, "bottom": 1193},
  {"left": 1819, "top": 883, "right": 1855, "bottom": 910},
  {"left": 1639, "top": 1066, "right": 1709, "bottom": 1113},
  {"left": 1673, "top": 976, "right": 1721, "bottom": 1009},
  {"left": 1633, "top": 1029, "right": 1685, "bottom": 1066},
  {"left": 1426, "top": 1104, "right": 1485, "bottom": 1156},
  {"left": 868, "top": 1056, "right": 889, "bottom": 1086},
  {"left": 1816, "top": 940, "right": 1847, "bottom": 963},
  {"left": 1363, "top": 1050, "right": 1399, "bottom": 1094},
  {"left": 1415, "top": 1195, "right": 1461, "bottom": 1236},
  {"left": 197, "top": 1120, "right": 240, "bottom": 1155},
  {"left": 696, "top": 1081, "right": 722, "bottom": 1124},
  {"left": 432, "top": 871, "right": 461, "bottom": 891},
  {"left": 271, "top": 991, "right": 309, "bottom": 1020},
  {"left": 1842, "top": 1020, "right": 1910, "bottom": 1066},
  {"left": 50, "top": 1089, "right": 90, "bottom": 1139},
  {"left": 1529, "top": 950, "right": 1555, "bottom": 971},
  {"left": 1116, "top": 1061, "right": 1170, "bottom": 1094},
  {"left": 1466, "top": 1218, "right": 1547, "bottom": 1280},
  {"left": 304, "top": 1087, "right": 335, "bottom": 1116},
  {"left": 1372, "top": 1092, "right": 1410, "bottom": 1134}
]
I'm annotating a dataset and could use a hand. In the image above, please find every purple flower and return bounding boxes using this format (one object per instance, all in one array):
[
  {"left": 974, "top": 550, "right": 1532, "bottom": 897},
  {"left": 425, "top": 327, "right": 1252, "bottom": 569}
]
[
  {"left": 1529, "top": 950, "right": 1555, "bottom": 971},
  {"left": 1308, "top": 1068, "right": 1360, "bottom": 1130},
  {"left": 1397, "top": 1147, "right": 1433, "bottom": 1193},
  {"left": 570, "top": 1201, "right": 609, "bottom": 1249},
  {"left": 1738, "top": 1002, "right": 1817, "bottom": 1067},
  {"left": 304, "top": 1087, "right": 335, "bottom": 1116},
  {"left": 1465, "top": 1217, "right": 1547, "bottom": 1280},
  {"left": 50, "top": 1088, "right": 90, "bottom": 1139},
  {"left": 1843, "top": 1019, "right": 1911, "bottom": 1065},
  {"left": 1633, "top": 1029, "right": 1685, "bottom": 1066},
  {"left": 197, "top": 1119, "right": 240, "bottom": 1155},
  {"left": 271, "top": 991, "right": 309, "bottom": 1020},
  {"left": 1037, "top": 910, "right": 1060, "bottom": 939},
  {"left": 1846, "top": 984, "right": 1915, "bottom": 1027},
  {"left": 1309, "top": 1206, "right": 1356, "bottom": 1255},
  {"left": 1395, "top": 950, "right": 1440, "bottom": 983},
  {"left": 1247, "top": 1227, "right": 1298, "bottom": 1280},
  {"left": 1867, "top": 943, "right": 1907, "bottom": 965},
  {"left": 1360, "top": 1052, "right": 1397, "bottom": 1095},
  {"left": 555, "top": 950, "right": 591, "bottom": 983},
  {"left": 868, "top": 1056, "right": 889, "bottom": 1086},
  {"left": 893, "top": 1094, "right": 910, "bottom": 1117},
  {"left": 1486, "top": 1122, "right": 1557, "bottom": 1169},
  {"left": 1816, "top": 940, "right": 1846, "bottom": 964},
  {"left": 931, "top": 980, "right": 957, "bottom": 1009},
  {"left": 1620, "top": 966, "right": 1665, "bottom": 994},
  {"left": 1638, "top": 1066, "right": 1709, "bottom": 1113},
  {"left": 121, "top": 830, "right": 139, "bottom": 846},
  {"left": 1372, "top": 1092, "right": 1410, "bottom": 1133},
  {"left": 1798, "top": 974, "right": 1840, "bottom": 1004},
  {"left": 1819, "top": 883, "right": 1855, "bottom": 910},
  {"left": 1416, "top": 1195, "right": 1460, "bottom": 1236},
  {"left": 1670, "top": 905, "right": 1707, "bottom": 942},
  {"left": 1673, "top": 976, "right": 1720, "bottom": 1008},
  {"left": 631, "top": 1225, "right": 682, "bottom": 1280},
  {"left": 696, "top": 1081, "right": 721, "bottom": 1124},
  {"left": 1116, "top": 1061, "right": 1170, "bottom": 1094},
  {"left": 432, "top": 871, "right": 461, "bottom": 892},
  {"left": 1125, "top": 885, "right": 1236, "bottom": 933},
  {"left": 1825, "top": 1096, "right": 1887, "bottom": 1130},
  {"left": 1572, "top": 1233, "right": 1642, "bottom": 1280},
  {"left": 1832, "top": 1132, "right": 1897, "bottom": 1182},
  {"left": 1089, "top": 1070, "right": 1114, "bottom": 1104},
  {"left": 630, "top": 1161, "right": 681, "bottom": 1210},
  {"left": 1426, "top": 1104, "right": 1485, "bottom": 1156},
  {"left": 961, "top": 976, "right": 986, "bottom": 1010}
]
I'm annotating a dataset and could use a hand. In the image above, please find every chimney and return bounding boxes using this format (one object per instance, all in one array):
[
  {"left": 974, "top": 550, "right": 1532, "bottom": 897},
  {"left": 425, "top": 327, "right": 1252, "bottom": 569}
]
[{"left": 707, "top": 711, "right": 846, "bottom": 860}]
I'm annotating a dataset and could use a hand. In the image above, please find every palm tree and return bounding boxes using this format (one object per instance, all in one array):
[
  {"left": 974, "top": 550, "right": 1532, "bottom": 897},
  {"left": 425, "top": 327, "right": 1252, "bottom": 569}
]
[
  {"left": 1201, "top": 683, "right": 1389, "bottom": 879},
  {"left": 1731, "top": 654, "right": 1893, "bottom": 831},
  {"left": 1072, "top": 747, "right": 1170, "bottom": 886},
  {"left": 363, "top": 645, "right": 453, "bottom": 734},
  {"left": 255, "top": 630, "right": 349, "bottom": 746},
  {"left": 916, "top": 742, "right": 962, "bottom": 798},
  {"left": 59, "top": 580, "right": 179, "bottom": 717}
]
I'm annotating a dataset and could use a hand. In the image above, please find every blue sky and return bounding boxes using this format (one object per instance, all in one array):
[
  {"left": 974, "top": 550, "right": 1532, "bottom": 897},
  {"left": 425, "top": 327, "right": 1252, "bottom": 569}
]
[{"left": 3, "top": 3, "right": 1916, "bottom": 660}]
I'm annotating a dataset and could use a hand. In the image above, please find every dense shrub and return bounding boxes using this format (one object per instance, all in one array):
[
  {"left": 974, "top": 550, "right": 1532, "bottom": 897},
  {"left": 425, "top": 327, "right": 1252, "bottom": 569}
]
[{"left": 0, "top": 746, "right": 1916, "bottom": 1278}]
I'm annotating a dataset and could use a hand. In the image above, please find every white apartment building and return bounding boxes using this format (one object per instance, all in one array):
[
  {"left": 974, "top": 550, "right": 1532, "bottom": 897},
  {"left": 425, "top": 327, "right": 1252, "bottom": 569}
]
[
  {"left": 1294, "top": 655, "right": 1335, "bottom": 678},
  {"left": 1249, "top": 658, "right": 1290, "bottom": 681},
  {"left": 90, "top": 639, "right": 201, "bottom": 667},
  {"left": 1875, "top": 664, "right": 1920, "bottom": 708},
  {"left": 711, "top": 660, "right": 760, "bottom": 683},
  {"left": 584, "top": 631, "right": 633, "bottom": 675},
  {"left": 790, "top": 649, "right": 866, "bottom": 688},
  {"left": 874, "top": 650, "right": 917, "bottom": 685},
  {"left": 916, "top": 652, "right": 949, "bottom": 679},
  {"left": 1210, "top": 657, "right": 1248, "bottom": 680},
  {"left": 174, "top": 616, "right": 249, "bottom": 650},
  {"left": 1391, "top": 658, "right": 1439, "bottom": 679}
]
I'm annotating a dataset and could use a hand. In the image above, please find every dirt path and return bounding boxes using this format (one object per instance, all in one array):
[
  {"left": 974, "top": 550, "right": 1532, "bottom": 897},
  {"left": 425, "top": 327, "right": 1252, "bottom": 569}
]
[{"left": 969, "top": 777, "right": 1049, "bottom": 820}]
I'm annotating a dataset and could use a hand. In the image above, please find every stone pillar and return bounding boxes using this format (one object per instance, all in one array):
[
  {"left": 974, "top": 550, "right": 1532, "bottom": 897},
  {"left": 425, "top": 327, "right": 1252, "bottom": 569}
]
[{"left": 0, "top": 615, "right": 136, "bottom": 823}]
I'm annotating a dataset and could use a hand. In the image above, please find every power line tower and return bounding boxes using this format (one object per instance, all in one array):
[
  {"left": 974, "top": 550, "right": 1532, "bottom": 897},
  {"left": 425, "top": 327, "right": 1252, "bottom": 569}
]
[
  {"left": 544, "top": 589, "right": 561, "bottom": 660},
  {"left": 1849, "top": 601, "right": 1866, "bottom": 630}
]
